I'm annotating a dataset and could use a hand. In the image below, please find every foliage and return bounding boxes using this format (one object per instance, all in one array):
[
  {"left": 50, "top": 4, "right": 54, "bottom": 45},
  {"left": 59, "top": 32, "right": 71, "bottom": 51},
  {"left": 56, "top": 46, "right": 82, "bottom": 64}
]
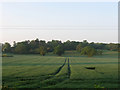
[
  {"left": 47, "top": 40, "right": 62, "bottom": 52},
  {"left": 82, "top": 40, "right": 88, "bottom": 46},
  {"left": 2, "top": 43, "right": 11, "bottom": 53},
  {"left": 94, "top": 84, "right": 104, "bottom": 88},
  {"left": 118, "top": 44, "right": 120, "bottom": 52},
  {"left": 54, "top": 45, "right": 64, "bottom": 56},
  {"left": 39, "top": 46, "right": 46, "bottom": 56},
  {"left": 80, "top": 46, "right": 96, "bottom": 57},
  {"left": 1, "top": 39, "right": 119, "bottom": 54},
  {"left": 63, "top": 40, "right": 79, "bottom": 50},
  {"left": 96, "top": 50, "right": 103, "bottom": 55},
  {"left": 106, "top": 43, "right": 118, "bottom": 51},
  {"left": 14, "top": 42, "right": 29, "bottom": 54},
  {"left": 76, "top": 43, "right": 84, "bottom": 52}
]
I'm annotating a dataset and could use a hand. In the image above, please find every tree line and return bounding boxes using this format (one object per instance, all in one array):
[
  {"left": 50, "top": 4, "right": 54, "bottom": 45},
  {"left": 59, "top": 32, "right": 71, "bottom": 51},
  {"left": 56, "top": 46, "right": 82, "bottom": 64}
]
[{"left": 1, "top": 39, "right": 119, "bottom": 57}]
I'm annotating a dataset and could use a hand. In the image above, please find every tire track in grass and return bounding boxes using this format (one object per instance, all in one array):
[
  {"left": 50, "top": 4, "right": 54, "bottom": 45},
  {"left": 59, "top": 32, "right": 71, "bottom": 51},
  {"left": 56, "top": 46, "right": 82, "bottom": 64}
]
[
  {"left": 39, "top": 58, "right": 67, "bottom": 81},
  {"left": 15, "top": 58, "right": 70, "bottom": 88},
  {"left": 40, "top": 58, "right": 69, "bottom": 88},
  {"left": 50, "top": 58, "right": 67, "bottom": 75},
  {"left": 5, "top": 58, "right": 71, "bottom": 88},
  {"left": 8, "top": 58, "right": 67, "bottom": 88},
  {"left": 68, "top": 58, "right": 71, "bottom": 78},
  {"left": 42, "top": 58, "right": 72, "bottom": 88},
  {"left": 35, "top": 58, "right": 67, "bottom": 87}
]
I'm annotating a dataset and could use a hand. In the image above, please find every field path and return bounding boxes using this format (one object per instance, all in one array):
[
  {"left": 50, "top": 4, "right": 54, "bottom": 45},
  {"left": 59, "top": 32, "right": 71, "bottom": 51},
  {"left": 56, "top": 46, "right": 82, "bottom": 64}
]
[
  {"left": 39, "top": 58, "right": 72, "bottom": 88},
  {"left": 40, "top": 57, "right": 72, "bottom": 88},
  {"left": 50, "top": 58, "right": 67, "bottom": 75},
  {"left": 68, "top": 58, "right": 71, "bottom": 78}
]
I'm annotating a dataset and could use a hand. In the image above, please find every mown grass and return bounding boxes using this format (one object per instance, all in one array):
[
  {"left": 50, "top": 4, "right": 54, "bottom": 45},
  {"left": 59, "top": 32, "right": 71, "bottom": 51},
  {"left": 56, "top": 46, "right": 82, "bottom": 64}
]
[{"left": 2, "top": 50, "right": 119, "bottom": 88}]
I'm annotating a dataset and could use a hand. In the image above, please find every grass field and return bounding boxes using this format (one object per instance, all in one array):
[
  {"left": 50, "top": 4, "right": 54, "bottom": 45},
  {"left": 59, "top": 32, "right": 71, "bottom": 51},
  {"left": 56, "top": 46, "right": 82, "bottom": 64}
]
[{"left": 2, "top": 50, "right": 119, "bottom": 88}]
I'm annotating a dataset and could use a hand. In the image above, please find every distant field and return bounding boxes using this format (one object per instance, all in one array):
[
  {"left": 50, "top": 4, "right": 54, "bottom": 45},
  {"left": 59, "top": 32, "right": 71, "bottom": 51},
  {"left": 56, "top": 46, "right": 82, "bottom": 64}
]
[{"left": 2, "top": 50, "right": 118, "bottom": 88}]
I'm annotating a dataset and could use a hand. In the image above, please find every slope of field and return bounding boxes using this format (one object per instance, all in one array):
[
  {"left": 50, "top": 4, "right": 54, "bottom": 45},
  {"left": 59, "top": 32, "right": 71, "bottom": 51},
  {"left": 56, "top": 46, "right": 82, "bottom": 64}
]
[{"left": 2, "top": 50, "right": 119, "bottom": 88}]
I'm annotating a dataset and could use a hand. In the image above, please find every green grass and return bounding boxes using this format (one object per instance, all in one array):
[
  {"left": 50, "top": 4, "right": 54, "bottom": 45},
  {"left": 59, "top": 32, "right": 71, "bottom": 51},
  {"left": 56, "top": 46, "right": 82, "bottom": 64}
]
[{"left": 2, "top": 50, "right": 119, "bottom": 88}]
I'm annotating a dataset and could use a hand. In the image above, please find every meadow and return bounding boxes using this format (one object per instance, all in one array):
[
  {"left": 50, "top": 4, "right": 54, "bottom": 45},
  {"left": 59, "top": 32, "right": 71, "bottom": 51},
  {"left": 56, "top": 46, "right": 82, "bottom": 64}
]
[{"left": 2, "top": 50, "right": 118, "bottom": 88}]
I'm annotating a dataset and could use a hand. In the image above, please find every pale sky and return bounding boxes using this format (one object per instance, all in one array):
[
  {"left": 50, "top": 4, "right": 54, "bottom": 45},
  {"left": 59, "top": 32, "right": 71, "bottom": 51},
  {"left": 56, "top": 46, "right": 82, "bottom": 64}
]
[{"left": 0, "top": 2, "right": 118, "bottom": 44}]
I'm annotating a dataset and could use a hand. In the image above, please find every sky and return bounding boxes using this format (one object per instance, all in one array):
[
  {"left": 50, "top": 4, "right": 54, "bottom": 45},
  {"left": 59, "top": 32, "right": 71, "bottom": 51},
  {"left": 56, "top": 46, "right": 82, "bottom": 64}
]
[{"left": 0, "top": 2, "right": 118, "bottom": 44}]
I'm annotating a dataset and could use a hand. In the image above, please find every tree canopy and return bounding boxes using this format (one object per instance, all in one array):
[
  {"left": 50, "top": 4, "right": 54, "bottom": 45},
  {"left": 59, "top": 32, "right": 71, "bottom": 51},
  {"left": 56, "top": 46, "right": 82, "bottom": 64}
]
[
  {"left": 54, "top": 45, "right": 64, "bottom": 56},
  {"left": 1, "top": 39, "right": 119, "bottom": 57},
  {"left": 80, "top": 46, "right": 96, "bottom": 57},
  {"left": 39, "top": 46, "right": 46, "bottom": 56},
  {"left": 2, "top": 43, "right": 11, "bottom": 53}
]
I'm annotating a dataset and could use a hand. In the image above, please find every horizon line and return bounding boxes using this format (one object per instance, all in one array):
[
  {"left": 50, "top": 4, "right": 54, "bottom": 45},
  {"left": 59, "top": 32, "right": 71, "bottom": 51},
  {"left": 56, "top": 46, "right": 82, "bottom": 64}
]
[{"left": 1, "top": 39, "right": 119, "bottom": 45}]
